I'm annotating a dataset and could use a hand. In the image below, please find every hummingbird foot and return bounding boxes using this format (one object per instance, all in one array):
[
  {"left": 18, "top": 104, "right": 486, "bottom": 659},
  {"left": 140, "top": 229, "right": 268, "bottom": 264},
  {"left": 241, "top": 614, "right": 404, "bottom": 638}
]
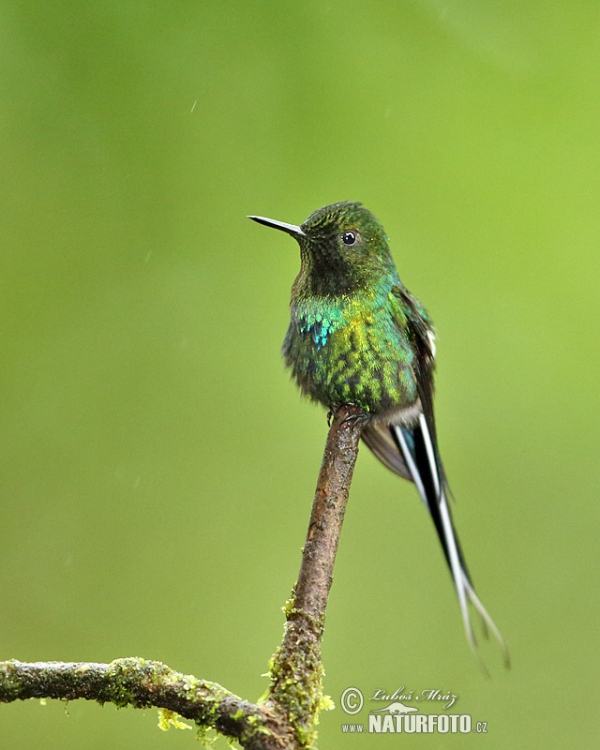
[{"left": 334, "top": 403, "right": 370, "bottom": 427}]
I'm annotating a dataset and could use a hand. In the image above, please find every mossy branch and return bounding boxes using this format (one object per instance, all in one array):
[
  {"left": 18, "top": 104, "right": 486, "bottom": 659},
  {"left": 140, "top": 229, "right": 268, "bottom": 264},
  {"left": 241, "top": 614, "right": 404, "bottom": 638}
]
[
  {"left": 0, "top": 404, "right": 365, "bottom": 749},
  {"left": 0, "top": 658, "right": 273, "bottom": 746}
]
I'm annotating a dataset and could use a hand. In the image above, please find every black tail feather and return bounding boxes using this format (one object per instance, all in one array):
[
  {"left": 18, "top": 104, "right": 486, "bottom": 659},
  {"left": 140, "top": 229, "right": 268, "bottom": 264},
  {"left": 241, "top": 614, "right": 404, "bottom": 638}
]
[{"left": 390, "top": 415, "right": 508, "bottom": 666}]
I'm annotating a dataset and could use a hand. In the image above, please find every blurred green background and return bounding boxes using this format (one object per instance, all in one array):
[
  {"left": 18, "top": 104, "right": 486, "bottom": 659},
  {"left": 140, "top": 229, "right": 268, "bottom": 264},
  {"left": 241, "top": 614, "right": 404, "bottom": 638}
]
[{"left": 1, "top": 1, "right": 599, "bottom": 747}]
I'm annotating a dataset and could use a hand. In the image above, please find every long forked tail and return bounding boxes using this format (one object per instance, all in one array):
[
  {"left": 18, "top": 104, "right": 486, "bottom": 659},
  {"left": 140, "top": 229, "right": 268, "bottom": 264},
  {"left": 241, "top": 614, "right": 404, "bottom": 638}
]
[{"left": 392, "top": 415, "right": 509, "bottom": 669}]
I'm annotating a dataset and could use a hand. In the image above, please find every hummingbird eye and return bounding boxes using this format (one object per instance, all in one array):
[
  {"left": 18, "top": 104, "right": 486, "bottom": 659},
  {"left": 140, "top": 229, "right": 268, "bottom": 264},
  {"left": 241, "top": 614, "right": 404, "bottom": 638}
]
[{"left": 342, "top": 230, "right": 358, "bottom": 247}]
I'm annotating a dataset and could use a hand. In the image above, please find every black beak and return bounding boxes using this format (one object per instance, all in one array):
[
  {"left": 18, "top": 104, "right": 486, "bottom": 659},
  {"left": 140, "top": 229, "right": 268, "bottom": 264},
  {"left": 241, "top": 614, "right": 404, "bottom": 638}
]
[{"left": 248, "top": 215, "right": 306, "bottom": 237}]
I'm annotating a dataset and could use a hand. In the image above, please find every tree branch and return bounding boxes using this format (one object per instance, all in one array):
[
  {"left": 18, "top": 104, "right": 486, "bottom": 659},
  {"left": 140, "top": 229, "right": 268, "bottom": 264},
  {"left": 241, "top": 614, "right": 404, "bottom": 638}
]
[
  {"left": 0, "top": 658, "right": 271, "bottom": 745},
  {"left": 264, "top": 404, "right": 364, "bottom": 745},
  {"left": 0, "top": 404, "right": 365, "bottom": 749}
]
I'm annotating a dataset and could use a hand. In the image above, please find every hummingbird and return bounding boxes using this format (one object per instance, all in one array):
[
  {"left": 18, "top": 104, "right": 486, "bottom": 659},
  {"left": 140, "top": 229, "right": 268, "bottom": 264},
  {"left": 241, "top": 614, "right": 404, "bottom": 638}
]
[{"left": 249, "top": 201, "right": 507, "bottom": 664}]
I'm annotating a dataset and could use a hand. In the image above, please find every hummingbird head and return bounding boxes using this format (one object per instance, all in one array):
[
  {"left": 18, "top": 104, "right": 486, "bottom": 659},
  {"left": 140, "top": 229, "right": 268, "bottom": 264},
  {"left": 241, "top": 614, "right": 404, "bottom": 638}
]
[{"left": 249, "top": 201, "right": 398, "bottom": 296}]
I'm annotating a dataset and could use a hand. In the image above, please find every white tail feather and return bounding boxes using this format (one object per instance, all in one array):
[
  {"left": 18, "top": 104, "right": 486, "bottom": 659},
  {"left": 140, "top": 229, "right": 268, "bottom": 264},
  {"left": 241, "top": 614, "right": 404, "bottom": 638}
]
[
  {"left": 394, "top": 425, "right": 427, "bottom": 507},
  {"left": 393, "top": 419, "right": 508, "bottom": 668}
]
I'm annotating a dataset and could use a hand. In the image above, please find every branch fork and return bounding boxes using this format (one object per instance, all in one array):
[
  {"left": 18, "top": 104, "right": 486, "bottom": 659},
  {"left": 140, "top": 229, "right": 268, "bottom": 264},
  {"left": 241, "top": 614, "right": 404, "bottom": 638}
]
[{"left": 0, "top": 405, "right": 365, "bottom": 750}]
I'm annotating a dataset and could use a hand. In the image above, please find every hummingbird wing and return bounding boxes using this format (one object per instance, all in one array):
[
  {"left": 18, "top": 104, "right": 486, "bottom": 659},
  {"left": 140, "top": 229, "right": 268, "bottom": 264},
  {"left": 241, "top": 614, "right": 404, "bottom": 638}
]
[
  {"left": 363, "top": 286, "right": 507, "bottom": 662},
  {"left": 361, "top": 284, "right": 438, "bottom": 483},
  {"left": 361, "top": 420, "right": 413, "bottom": 479},
  {"left": 361, "top": 285, "right": 436, "bottom": 480}
]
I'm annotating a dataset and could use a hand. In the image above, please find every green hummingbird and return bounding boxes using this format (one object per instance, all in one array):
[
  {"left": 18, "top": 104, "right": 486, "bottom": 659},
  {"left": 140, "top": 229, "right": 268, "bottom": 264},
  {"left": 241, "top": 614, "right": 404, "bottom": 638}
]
[{"left": 249, "top": 201, "right": 507, "bottom": 663}]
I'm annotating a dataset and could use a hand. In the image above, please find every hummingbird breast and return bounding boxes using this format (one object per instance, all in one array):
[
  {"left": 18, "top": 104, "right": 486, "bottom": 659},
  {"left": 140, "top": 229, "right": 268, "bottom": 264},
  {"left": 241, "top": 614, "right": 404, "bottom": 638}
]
[{"left": 283, "top": 292, "right": 418, "bottom": 416}]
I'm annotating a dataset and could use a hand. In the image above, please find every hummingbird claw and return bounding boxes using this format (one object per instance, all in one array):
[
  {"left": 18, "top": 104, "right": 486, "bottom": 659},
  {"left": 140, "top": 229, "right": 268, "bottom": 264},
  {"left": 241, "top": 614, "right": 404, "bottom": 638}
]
[
  {"left": 327, "top": 404, "right": 366, "bottom": 427},
  {"left": 338, "top": 403, "right": 369, "bottom": 426}
]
